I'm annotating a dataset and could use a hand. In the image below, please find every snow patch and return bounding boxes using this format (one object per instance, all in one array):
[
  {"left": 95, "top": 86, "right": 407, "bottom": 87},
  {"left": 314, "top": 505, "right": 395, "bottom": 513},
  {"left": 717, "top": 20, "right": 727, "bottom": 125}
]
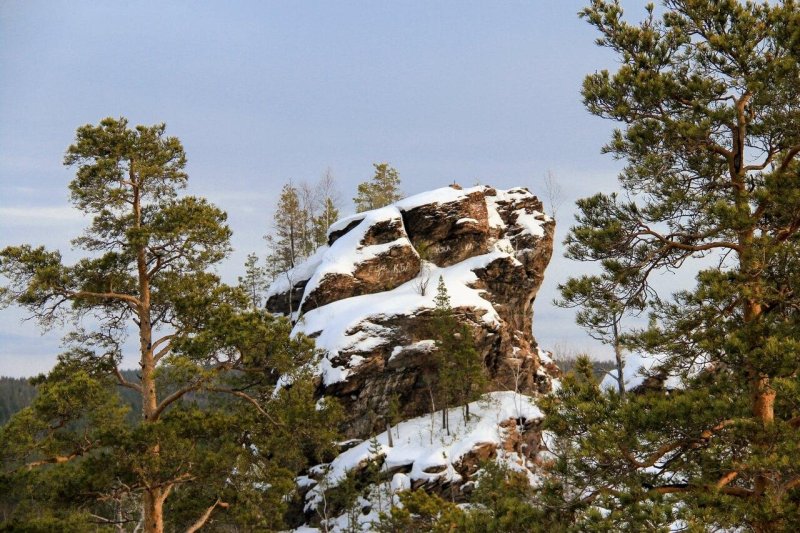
[
  {"left": 394, "top": 185, "right": 487, "bottom": 211},
  {"left": 265, "top": 245, "right": 329, "bottom": 301},
  {"left": 486, "top": 188, "right": 550, "bottom": 240},
  {"left": 303, "top": 391, "right": 544, "bottom": 513},
  {"left": 389, "top": 340, "right": 436, "bottom": 362},
  {"left": 294, "top": 251, "right": 509, "bottom": 385}
]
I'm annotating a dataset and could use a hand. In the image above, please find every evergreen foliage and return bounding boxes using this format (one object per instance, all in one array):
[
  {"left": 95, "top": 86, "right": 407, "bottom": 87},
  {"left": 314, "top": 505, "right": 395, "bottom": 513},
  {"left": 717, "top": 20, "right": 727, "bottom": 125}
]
[
  {"left": 375, "top": 460, "right": 579, "bottom": 532},
  {"left": 266, "top": 182, "right": 309, "bottom": 276},
  {"left": 549, "top": 1, "right": 800, "bottom": 530},
  {"left": 0, "top": 377, "right": 36, "bottom": 426},
  {"left": 0, "top": 118, "right": 340, "bottom": 532},
  {"left": 557, "top": 268, "right": 645, "bottom": 396},
  {"left": 265, "top": 171, "right": 341, "bottom": 278},
  {"left": 238, "top": 252, "right": 269, "bottom": 309},
  {"left": 353, "top": 163, "right": 402, "bottom": 212},
  {"left": 430, "top": 277, "right": 487, "bottom": 433}
]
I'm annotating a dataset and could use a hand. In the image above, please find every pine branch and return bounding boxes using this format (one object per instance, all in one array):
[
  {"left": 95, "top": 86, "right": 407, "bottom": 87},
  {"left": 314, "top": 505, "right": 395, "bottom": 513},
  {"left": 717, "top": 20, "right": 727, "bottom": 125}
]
[
  {"left": 185, "top": 498, "right": 230, "bottom": 533},
  {"left": 114, "top": 366, "right": 142, "bottom": 393}
]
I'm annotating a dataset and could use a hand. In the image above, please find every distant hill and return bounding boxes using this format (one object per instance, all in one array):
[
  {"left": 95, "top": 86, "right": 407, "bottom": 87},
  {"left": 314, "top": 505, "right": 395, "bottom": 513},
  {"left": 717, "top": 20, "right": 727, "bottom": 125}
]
[
  {"left": 0, "top": 370, "right": 226, "bottom": 426},
  {"left": 0, "top": 370, "right": 144, "bottom": 426},
  {"left": 0, "top": 377, "right": 37, "bottom": 425}
]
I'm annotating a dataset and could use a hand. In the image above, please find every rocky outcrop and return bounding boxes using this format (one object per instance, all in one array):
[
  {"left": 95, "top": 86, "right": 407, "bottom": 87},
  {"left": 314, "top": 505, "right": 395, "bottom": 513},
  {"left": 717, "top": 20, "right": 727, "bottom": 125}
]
[
  {"left": 266, "top": 185, "right": 556, "bottom": 438},
  {"left": 401, "top": 188, "right": 491, "bottom": 267},
  {"left": 301, "top": 211, "right": 421, "bottom": 313},
  {"left": 299, "top": 392, "right": 547, "bottom": 528}
]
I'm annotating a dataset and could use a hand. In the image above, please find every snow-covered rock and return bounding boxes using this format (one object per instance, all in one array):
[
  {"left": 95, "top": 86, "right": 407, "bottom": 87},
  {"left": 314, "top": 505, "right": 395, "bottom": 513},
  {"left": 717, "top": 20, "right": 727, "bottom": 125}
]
[
  {"left": 267, "top": 185, "right": 557, "bottom": 438},
  {"left": 299, "top": 392, "right": 546, "bottom": 532}
]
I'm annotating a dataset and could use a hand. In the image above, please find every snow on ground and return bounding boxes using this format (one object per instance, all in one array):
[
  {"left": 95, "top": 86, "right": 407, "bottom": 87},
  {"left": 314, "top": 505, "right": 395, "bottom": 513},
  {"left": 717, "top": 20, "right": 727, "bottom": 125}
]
[
  {"left": 265, "top": 245, "right": 329, "bottom": 301},
  {"left": 296, "top": 391, "right": 543, "bottom": 532},
  {"left": 294, "top": 251, "right": 508, "bottom": 386},
  {"left": 300, "top": 206, "right": 411, "bottom": 312},
  {"left": 303, "top": 391, "right": 543, "bottom": 512}
]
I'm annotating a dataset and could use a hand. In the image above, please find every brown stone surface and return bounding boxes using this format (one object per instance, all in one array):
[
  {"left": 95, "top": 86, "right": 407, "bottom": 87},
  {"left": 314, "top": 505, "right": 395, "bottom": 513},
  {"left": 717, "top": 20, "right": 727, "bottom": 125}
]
[
  {"left": 268, "top": 186, "right": 557, "bottom": 439},
  {"left": 402, "top": 190, "right": 491, "bottom": 267}
]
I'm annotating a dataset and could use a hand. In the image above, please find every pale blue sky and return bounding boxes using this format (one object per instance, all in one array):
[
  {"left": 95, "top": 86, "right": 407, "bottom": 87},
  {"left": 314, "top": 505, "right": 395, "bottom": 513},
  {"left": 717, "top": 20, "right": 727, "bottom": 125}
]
[{"left": 0, "top": 0, "right": 655, "bottom": 376}]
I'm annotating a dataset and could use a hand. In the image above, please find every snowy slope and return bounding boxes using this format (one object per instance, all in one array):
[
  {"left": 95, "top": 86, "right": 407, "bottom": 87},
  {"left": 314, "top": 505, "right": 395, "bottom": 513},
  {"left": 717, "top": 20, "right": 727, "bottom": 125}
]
[{"left": 298, "top": 391, "right": 544, "bottom": 532}]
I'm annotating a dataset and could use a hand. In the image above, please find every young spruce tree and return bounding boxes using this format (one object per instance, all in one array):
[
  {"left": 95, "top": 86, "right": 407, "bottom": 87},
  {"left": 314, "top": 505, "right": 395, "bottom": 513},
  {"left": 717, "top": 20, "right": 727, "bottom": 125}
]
[{"left": 430, "top": 277, "right": 486, "bottom": 433}]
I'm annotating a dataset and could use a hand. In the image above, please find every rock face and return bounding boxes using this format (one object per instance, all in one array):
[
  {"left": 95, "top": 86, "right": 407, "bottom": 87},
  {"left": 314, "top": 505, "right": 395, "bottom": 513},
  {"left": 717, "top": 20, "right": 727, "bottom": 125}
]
[
  {"left": 266, "top": 185, "right": 556, "bottom": 438},
  {"left": 300, "top": 391, "right": 547, "bottom": 525}
]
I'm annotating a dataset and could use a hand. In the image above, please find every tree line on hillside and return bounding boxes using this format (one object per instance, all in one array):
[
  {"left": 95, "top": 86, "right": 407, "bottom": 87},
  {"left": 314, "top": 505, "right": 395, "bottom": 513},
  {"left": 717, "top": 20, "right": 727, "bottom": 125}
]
[
  {"left": 0, "top": 378, "right": 36, "bottom": 427},
  {"left": 0, "top": 372, "right": 143, "bottom": 427}
]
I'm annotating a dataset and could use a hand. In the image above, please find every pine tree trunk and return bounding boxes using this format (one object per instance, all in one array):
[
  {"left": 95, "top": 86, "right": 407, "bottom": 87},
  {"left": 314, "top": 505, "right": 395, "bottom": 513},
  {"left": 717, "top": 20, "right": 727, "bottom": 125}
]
[
  {"left": 143, "top": 489, "right": 164, "bottom": 533},
  {"left": 610, "top": 318, "right": 625, "bottom": 397},
  {"left": 729, "top": 102, "right": 779, "bottom": 513},
  {"left": 134, "top": 180, "right": 164, "bottom": 533},
  {"left": 736, "top": 175, "right": 775, "bottom": 509}
]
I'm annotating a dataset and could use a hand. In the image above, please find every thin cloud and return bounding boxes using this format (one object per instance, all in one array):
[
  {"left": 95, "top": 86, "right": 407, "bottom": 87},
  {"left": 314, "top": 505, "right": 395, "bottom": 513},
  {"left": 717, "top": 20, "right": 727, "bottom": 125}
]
[{"left": 0, "top": 206, "right": 86, "bottom": 224}]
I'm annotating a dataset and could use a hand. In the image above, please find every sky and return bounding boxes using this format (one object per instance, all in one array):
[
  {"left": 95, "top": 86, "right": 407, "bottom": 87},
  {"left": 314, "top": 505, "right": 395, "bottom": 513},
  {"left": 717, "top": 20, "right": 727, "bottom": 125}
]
[{"left": 0, "top": 0, "right": 659, "bottom": 377}]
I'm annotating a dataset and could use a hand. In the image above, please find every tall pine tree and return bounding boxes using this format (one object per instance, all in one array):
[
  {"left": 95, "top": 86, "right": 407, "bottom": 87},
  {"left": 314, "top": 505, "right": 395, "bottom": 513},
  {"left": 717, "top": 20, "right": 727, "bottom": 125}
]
[
  {"left": 550, "top": 2, "right": 800, "bottom": 530},
  {"left": 238, "top": 252, "right": 269, "bottom": 309},
  {"left": 266, "top": 183, "right": 308, "bottom": 277},
  {"left": 430, "top": 277, "right": 486, "bottom": 432},
  {"left": 0, "top": 118, "right": 341, "bottom": 532}
]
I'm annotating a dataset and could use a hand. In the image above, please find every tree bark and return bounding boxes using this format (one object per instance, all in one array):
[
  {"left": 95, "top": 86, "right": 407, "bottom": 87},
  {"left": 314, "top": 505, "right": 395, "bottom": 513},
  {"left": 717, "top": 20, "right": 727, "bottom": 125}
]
[
  {"left": 386, "top": 422, "right": 394, "bottom": 447},
  {"left": 185, "top": 499, "right": 228, "bottom": 533},
  {"left": 730, "top": 95, "right": 777, "bottom": 517},
  {"left": 143, "top": 489, "right": 164, "bottom": 533},
  {"left": 132, "top": 174, "right": 165, "bottom": 533},
  {"left": 613, "top": 319, "right": 625, "bottom": 397}
]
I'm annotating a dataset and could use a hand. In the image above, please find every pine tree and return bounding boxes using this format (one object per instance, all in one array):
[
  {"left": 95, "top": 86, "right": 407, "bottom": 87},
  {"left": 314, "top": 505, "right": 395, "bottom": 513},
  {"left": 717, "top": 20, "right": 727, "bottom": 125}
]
[
  {"left": 556, "top": 267, "right": 645, "bottom": 396},
  {"left": 552, "top": 2, "right": 800, "bottom": 529},
  {"left": 0, "top": 118, "right": 341, "bottom": 532},
  {"left": 313, "top": 196, "right": 340, "bottom": 249},
  {"left": 354, "top": 163, "right": 402, "bottom": 212},
  {"left": 266, "top": 182, "right": 309, "bottom": 277},
  {"left": 431, "top": 277, "right": 455, "bottom": 434},
  {"left": 266, "top": 171, "right": 341, "bottom": 276},
  {"left": 238, "top": 252, "right": 269, "bottom": 309},
  {"left": 451, "top": 323, "right": 486, "bottom": 422}
]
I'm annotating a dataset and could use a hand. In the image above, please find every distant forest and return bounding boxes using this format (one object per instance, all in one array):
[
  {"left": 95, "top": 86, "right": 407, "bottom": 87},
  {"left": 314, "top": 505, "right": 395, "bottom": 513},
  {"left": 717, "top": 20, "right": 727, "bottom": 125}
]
[
  {"left": 0, "top": 371, "right": 143, "bottom": 425},
  {"left": 0, "top": 378, "right": 36, "bottom": 426}
]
